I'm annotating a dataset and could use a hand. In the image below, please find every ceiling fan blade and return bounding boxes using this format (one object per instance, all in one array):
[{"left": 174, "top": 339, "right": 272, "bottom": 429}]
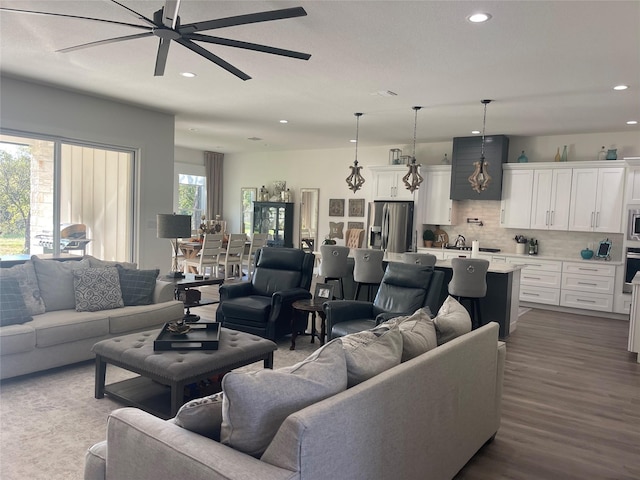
[
  {"left": 0, "top": 7, "right": 149, "bottom": 30},
  {"left": 154, "top": 38, "right": 172, "bottom": 76},
  {"left": 162, "top": 0, "right": 182, "bottom": 28},
  {"left": 179, "top": 6, "right": 307, "bottom": 33},
  {"left": 109, "top": 0, "right": 157, "bottom": 28},
  {"left": 56, "top": 32, "right": 154, "bottom": 53},
  {"left": 185, "top": 33, "right": 311, "bottom": 60},
  {"left": 175, "top": 38, "right": 251, "bottom": 81}
]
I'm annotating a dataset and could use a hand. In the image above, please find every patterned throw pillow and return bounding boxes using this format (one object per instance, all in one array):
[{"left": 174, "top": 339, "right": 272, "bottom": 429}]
[
  {"left": 433, "top": 296, "right": 472, "bottom": 345},
  {"left": 0, "top": 277, "right": 33, "bottom": 326},
  {"left": 73, "top": 266, "right": 124, "bottom": 312},
  {"left": 174, "top": 392, "right": 224, "bottom": 440},
  {"left": 1, "top": 261, "right": 45, "bottom": 315},
  {"left": 116, "top": 265, "right": 159, "bottom": 306}
]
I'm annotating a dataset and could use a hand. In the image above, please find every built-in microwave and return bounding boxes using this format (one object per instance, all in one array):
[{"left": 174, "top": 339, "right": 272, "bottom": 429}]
[{"left": 628, "top": 209, "right": 640, "bottom": 241}]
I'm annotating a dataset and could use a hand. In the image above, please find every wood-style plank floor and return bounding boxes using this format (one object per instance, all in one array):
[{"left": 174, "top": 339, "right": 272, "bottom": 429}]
[{"left": 456, "top": 309, "right": 640, "bottom": 480}]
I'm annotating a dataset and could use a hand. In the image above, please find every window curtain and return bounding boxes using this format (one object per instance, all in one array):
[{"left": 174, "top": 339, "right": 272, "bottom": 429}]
[{"left": 204, "top": 151, "right": 223, "bottom": 220}]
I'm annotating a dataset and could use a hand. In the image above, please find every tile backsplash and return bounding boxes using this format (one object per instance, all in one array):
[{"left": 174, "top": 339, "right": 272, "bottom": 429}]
[{"left": 422, "top": 200, "right": 623, "bottom": 261}]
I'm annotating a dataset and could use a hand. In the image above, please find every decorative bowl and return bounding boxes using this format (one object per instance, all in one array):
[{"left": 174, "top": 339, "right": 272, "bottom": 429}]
[{"left": 580, "top": 248, "right": 594, "bottom": 260}]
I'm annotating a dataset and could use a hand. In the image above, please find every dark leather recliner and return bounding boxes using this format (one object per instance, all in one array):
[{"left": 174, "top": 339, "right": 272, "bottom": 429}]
[
  {"left": 216, "top": 247, "right": 315, "bottom": 340},
  {"left": 323, "top": 262, "right": 444, "bottom": 340}
]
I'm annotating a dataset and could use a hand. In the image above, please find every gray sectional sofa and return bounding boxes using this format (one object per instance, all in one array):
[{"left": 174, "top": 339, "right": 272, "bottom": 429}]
[
  {"left": 85, "top": 303, "right": 505, "bottom": 480},
  {"left": 0, "top": 255, "right": 184, "bottom": 380}
]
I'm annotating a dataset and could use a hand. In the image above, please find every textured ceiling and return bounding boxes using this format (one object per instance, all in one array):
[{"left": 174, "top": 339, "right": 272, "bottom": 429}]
[{"left": 1, "top": 0, "right": 638, "bottom": 153}]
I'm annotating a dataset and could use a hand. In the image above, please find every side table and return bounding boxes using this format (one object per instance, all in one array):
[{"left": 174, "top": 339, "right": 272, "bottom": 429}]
[
  {"left": 172, "top": 276, "right": 224, "bottom": 322},
  {"left": 291, "top": 298, "right": 326, "bottom": 350}
]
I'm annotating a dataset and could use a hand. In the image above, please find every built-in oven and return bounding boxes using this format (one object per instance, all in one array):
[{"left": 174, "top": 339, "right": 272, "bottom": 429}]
[
  {"left": 628, "top": 209, "right": 640, "bottom": 241},
  {"left": 624, "top": 247, "right": 640, "bottom": 293}
]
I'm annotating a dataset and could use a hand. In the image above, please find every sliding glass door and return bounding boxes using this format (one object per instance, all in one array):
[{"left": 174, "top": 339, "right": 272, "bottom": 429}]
[{"left": 0, "top": 132, "right": 134, "bottom": 261}]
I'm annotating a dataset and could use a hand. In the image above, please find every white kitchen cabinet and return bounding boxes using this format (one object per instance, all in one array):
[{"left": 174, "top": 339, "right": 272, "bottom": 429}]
[
  {"left": 369, "top": 166, "right": 415, "bottom": 201},
  {"left": 507, "top": 257, "right": 562, "bottom": 306},
  {"left": 560, "top": 261, "right": 616, "bottom": 312},
  {"left": 530, "top": 168, "right": 572, "bottom": 230},
  {"left": 568, "top": 167, "right": 624, "bottom": 233},
  {"left": 500, "top": 169, "right": 534, "bottom": 228},
  {"left": 418, "top": 165, "right": 456, "bottom": 225}
]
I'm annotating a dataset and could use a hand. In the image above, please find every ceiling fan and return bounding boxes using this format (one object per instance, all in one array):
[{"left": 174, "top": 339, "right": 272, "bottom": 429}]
[{"left": 0, "top": 0, "right": 311, "bottom": 80}]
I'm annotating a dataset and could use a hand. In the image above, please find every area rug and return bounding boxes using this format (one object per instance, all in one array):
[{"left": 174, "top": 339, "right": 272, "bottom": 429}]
[{"left": 0, "top": 333, "right": 319, "bottom": 480}]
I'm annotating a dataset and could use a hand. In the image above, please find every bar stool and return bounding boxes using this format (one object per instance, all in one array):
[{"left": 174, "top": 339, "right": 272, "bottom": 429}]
[
  {"left": 352, "top": 248, "right": 385, "bottom": 301},
  {"left": 319, "top": 245, "right": 351, "bottom": 299},
  {"left": 403, "top": 252, "right": 437, "bottom": 267},
  {"left": 447, "top": 258, "right": 489, "bottom": 329}
]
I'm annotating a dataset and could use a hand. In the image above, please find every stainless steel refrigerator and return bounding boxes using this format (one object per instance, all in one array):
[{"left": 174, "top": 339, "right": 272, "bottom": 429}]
[{"left": 367, "top": 201, "right": 414, "bottom": 253}]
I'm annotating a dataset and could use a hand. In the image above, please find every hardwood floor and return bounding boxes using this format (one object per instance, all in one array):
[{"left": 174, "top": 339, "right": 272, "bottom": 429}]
[{"left": 456, "top": 309, "right": 640, "bottom": 480}]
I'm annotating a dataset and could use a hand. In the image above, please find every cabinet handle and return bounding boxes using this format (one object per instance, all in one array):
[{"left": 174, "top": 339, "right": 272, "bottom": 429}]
[
  {"left": 522, "top": 292, "right": 541, "bottom": 297},
  {"left": 576, "top": 298, "right": 597, "bottom": 304},
  {"left": 577, "top": 282, "right": 598, "bottom": 287},
  {"left": 448, "top": 208, "right": 451, "bottom": 222},
  {"left": 590, "top": 212, "right": 595, "bottom": 228},
  {"left": 577, "top": 267, "right": 598, "bottom": 272},
  {"left": 524, "top": 276, "right": 542, "bottom": 280},
  {"left": 545, "top": 211, "right": 549, "bottom": 226},
  {"left": 501, "top": 209, "right": 505, "bottom": 223},
  {"left": 550, "top": 210, "right": 555, "bottom": 226},
  {"left": 596, "top": 211, "right": 600, "bottom": 228}
]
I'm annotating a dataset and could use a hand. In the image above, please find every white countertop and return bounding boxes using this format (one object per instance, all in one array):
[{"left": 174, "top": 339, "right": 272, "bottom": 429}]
[{"left": 382, "top": 252, "right": 522, "bottom": 273}]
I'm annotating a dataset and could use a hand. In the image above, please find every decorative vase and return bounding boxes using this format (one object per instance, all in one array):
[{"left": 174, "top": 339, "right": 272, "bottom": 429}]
[
  {"left": 424, "top": 240, "right": 433, "bottom": 248},
  {"left": 554, "top": 147, "right": 561, "bottom": 162},
  {"left": 598, "top": 146, "right": 607, "bottom": 161},
  {"left": 606, "top": 149, "right": 618, "bottom": 160},
  {"left": 517, "top": 150, "right": 528, "bottom": 163},
  {"left": 561, "top": 145, "right": 568, "bottom": 162},
  {"left": 581, "top": 248, "right": 594, "bottom": 259}
]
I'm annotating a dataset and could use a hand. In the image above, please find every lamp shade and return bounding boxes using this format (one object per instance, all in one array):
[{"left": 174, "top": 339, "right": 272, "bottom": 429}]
[{"left": 157, "top": 214, "right": 191, "bottom": 238}]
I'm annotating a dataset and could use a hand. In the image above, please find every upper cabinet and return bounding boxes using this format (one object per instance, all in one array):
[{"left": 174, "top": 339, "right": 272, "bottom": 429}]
[
  {"left": 530, "top": 169, "right": 572, "bottom": 230},
  {"left": 568, "top": 166, "right": 625, "bottom": 233},
  {"left": 500, "top": 169, "right": 534, "bottom": 228},
  {"left": 369, "top": 165, "right": 415, "bottom": 201},
  {"left": 450, "top": 135, "right": 509, "bottom": 200},
  {"left": 418, "top": 165, "right": 457, "bottom": 225}
]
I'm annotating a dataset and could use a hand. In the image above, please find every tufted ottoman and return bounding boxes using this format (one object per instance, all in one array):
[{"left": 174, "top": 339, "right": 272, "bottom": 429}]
[{"left": 92, "top": 327, "right": 277, "bottom": 419}]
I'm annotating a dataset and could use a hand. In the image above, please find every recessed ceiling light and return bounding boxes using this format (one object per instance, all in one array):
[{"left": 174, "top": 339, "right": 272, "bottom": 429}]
[
  {"left": 467, "top": 12, "right": 492, "bottom": 23},
  {"left": 350, "top": 139, "right": 357, "bottom": 143},
  {"left": 613, "top": 85, "right": 629, "bottom": 90},
  {"left": 471, "top": 130, "right": 481, "bottom": 135},
  {"left": 627, "top": 120, "right": 638, "bottom": 125},
  {"left": 188, "top": 128, "right": 197, "bottom": 132},
  {"left": 279, "top": 120, "right": 288, "bottom": 124},
  {"left": 248, "top": 137, "right": 262, "bottom": 141},
  {"left": 180, "top": 72, "right": 196, "bottom": 78}
]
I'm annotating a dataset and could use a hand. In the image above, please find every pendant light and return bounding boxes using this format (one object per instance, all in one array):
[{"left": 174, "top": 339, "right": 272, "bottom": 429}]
[
  {"left": 346, "top": 112, "right": 365, "bottom": 193},
  {"left": 402, "top": 106, "right": 424, "bottom": 192},
  {"left": 468, "top": 99, "right": 493, "bottom": 193}
]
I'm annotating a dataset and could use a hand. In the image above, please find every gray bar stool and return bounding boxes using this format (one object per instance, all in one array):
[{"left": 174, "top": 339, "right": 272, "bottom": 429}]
[
  {"left": 352, "top": 248, "right": 385, "bottom": 301},
  {"left": 447, "top": 258, "right": 489, "bottom": 329},
  {"left": 403, "top": 252, "right": 437, "bottom": 267},
  {"left": 319, "top": 245, "right": 351, "bottom": 299}
]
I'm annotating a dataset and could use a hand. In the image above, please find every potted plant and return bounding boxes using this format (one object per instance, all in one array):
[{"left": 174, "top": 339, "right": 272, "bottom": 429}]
[{"left": 422, "top": 229, "right": 435, "bottom": 247}]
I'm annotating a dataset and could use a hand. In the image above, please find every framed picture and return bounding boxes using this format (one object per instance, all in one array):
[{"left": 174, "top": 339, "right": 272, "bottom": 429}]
[
  {"left": 329, "top": 198, "right": 345, "bottom": 217},
  {"left": 329, "top": 221, "right": 344, "bottom": 239},
  {"left": 348, "top": 221, "right": 364, "bottom": 230},
  {"left": 314, "top": 283, "right": 335, "bottom": 301},
  {"left": 348, "top": 198, "right": 365, "bottom": 217}
]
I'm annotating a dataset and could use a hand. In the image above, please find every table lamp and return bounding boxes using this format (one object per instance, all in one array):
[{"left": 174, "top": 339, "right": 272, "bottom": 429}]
[{"left": 157, "top": 213, "right": 192, "bottom": 278}]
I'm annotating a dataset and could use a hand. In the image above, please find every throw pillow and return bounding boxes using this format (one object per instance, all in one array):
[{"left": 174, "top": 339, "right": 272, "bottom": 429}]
[
  {"left": 174, "top": 392, "right": 224, "bottom": 440},
  {"left": 0, "top": 277, "right": 33, "bottom": 326},
  {"left": 73, "top": 266, "right": 124, "bottom": 312},
  {"left": 31, "top": 256, "right": 91, "bottom": 311},
  {"left": 116, "top": 265, "right": 159, "bottom": 306},
  {"left": 339, "top": 327, "right": 403, "bottom": 388},
  {"left": 433, "top": 295, "right": 472, "bottom": 345},
  {"left": 1, "top": 261, "right": 45, "bottom": 315},
  {"left": 374, "top": 308, "right": 437, "bottom": 361},
  {"left": 220, "top": 340, "right": 347, "bottom": 457}
]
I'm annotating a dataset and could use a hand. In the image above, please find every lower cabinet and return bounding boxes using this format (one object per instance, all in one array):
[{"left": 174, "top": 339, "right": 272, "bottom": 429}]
[
  {"left": 559, "top": 262, "right": 616, "bottom": 312},
  {"left": 507, "top": 257, "right": 562, "bottom": 306}
]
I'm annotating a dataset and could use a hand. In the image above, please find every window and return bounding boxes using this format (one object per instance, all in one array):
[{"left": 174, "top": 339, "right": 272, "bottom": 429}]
[
  {"left": 177, "top": 174, "right": 207, "bottom": 233},
  {"left": 0, "top": 132, "right": 134, "bottom": 261}
]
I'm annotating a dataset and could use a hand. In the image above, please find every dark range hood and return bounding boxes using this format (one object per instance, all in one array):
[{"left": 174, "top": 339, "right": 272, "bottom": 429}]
[{"left": 449, "top": 135, "right": 509, "bottom": 200}]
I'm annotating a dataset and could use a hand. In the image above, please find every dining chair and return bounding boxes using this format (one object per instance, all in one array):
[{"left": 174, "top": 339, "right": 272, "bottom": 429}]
[
  {"left": 242, "top": 233, "right": 269, "bottom": 280},
  {"left": 220, "top": 234, "right": 246, "bottom": 279},
  {"left": 182, "top": 233, "right": 224, "bottom": 276}
]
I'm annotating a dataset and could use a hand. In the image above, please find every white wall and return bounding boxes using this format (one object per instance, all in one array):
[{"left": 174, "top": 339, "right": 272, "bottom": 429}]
[{"left": 1, "top": 77, "right": 175, "bottom": 270}]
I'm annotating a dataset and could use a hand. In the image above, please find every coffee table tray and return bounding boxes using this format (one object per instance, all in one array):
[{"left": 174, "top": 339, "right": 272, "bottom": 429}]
[{"left": 154, "top": 322, "right": 220, "bottom": 351}]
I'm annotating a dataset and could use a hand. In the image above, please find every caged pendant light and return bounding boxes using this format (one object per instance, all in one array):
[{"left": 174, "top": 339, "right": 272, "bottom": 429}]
[
  {"left": 402, "top": 106, "right": 424, "bottom": 192},
  {"left": 468, "top": 99, "right": 493, "bottom": 193},
  {"left": 346, "top": 112, "right": 365, "bottom": 193}
]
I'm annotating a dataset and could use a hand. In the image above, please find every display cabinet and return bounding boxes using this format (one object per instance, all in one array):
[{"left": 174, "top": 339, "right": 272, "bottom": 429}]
[{"left": 253, "top": 202, "right": 294, "bottom": 248}]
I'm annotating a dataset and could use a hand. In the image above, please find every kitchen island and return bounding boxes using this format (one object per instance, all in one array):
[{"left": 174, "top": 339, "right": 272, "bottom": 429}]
[{"left": 384, "top": 253, "right": 522, "bottom": 339}]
